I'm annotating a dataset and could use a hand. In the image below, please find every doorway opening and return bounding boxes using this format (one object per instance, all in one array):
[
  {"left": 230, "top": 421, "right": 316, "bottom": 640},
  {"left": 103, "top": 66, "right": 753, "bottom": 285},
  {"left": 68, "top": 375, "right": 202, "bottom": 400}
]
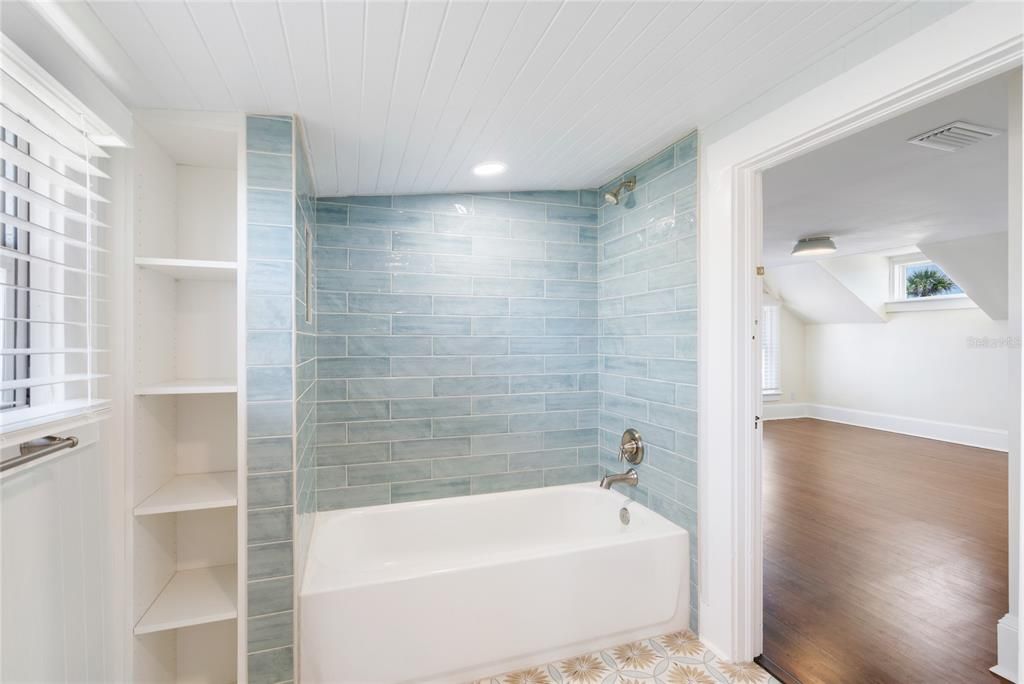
[{"left": 755, "top": 70, "right": 1016, "bottom": 683}]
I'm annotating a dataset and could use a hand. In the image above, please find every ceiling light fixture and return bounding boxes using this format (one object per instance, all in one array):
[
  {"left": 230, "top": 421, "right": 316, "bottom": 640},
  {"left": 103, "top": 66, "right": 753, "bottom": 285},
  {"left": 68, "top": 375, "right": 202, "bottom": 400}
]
[
  {"left": 791, "top": 236, "right": 837, "bottom": 256},
  {"left": 472, "top": 161, "right": 507, "bottom": 177}
]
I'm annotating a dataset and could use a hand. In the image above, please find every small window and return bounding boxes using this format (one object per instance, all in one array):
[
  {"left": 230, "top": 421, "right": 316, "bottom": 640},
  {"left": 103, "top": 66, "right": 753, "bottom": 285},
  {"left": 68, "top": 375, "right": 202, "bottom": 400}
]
[
  {"left": 1, "top": 85, "right": 111, "bottom": 433},
  {"left": 891, "top": 256, "right": 963, "bottom": 300},
  {"left": 761, "top": 305, "right": 780, "bottom": 395}
]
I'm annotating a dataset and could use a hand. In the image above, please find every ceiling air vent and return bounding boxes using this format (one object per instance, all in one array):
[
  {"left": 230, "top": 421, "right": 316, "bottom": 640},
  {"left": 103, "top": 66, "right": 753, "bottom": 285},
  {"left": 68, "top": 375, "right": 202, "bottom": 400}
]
[{"left": 907, "top": 120, "right": 1002, "bottom": 152}]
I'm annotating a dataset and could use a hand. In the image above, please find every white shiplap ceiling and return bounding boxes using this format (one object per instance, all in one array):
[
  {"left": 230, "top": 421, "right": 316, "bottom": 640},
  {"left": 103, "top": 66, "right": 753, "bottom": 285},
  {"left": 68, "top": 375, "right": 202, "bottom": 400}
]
[{"left": 36, "top": 0, "right": 965, "bottom": 196}]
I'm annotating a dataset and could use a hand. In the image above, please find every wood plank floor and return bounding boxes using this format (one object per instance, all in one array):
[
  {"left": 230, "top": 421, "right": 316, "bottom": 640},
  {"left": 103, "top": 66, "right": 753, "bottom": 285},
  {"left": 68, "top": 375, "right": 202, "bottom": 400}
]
[{"left": 761, "top": 418, "right": 1008, "bottom": 684}]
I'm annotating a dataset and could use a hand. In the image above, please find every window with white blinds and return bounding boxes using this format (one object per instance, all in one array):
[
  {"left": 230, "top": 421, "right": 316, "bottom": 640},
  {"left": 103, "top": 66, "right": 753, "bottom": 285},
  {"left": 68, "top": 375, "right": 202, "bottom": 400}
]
[
  {"left": 0, "top": 67, "right": 111, "bottom": 433},
  {"left": 761, "top": 305, "right": 781, "bottom": 394}
]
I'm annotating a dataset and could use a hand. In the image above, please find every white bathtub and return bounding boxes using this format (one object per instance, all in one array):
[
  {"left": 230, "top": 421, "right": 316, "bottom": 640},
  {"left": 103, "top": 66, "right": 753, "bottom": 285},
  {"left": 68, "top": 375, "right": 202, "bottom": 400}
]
[{"left": 299, "top": 483, "right": 689, "bottom": 683}]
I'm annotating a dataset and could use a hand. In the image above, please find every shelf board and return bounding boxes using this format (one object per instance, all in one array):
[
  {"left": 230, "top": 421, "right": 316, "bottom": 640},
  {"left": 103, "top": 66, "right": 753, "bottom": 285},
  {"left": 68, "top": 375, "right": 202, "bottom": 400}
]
[
  {"left": 134, "top": 564, "right": 237, "bottom": 635},
  {"left": 135, "top": 379, "right": 237, "bottom": 396},
  {"left": 135, "top": 257, "right": 237, "bottom": 281},
  {"left": 135, "top": 472, "right": 237, "bottom": 516}
]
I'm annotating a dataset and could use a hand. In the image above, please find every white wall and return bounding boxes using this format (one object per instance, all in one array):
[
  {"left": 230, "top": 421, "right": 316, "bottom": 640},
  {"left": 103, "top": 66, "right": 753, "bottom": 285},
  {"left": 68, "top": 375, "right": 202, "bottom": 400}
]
[
  {"left": 764, "top": 303, "right": 1011, "bottom": 447},
  {"left": 772, "top": 303, "right": 807, "bottom": 405},
  {"left": 803, "top": 308, "right": 1009, "bottom": 432},
  {"left": 0, "top": 423, "right": 125, "bottom": 684}
]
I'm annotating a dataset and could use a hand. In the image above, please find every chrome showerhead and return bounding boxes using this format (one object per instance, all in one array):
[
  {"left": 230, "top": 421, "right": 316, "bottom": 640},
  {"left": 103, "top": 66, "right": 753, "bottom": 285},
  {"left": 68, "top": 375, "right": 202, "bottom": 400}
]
[{"left": 603, "top": 176, "right": 636, "bottom": 205}]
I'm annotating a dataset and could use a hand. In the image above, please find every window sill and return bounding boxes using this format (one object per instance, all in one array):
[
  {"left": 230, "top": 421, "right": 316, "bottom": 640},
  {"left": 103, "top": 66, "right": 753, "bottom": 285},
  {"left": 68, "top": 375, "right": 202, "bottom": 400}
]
[
  {"left": 0, "top": 402, "right": 109, "bottom": 449},
  {"left": 885, "top": 295, "right": 977, "bottom": 313},
  {"left": 762, "top": 391, "right": 783, "bottom": 403}
]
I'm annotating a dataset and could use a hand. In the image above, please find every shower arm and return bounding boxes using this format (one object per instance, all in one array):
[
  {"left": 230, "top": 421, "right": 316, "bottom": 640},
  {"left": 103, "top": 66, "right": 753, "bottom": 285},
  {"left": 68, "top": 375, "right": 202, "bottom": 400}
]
[{"left": 604, "top": 176, "right": 638, "bottom": 205}]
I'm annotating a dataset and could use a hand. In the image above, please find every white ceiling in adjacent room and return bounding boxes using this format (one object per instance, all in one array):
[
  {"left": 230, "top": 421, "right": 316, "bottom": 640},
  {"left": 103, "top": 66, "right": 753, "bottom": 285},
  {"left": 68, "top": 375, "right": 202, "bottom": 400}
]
[
  {"left": 24, "top": 0, "right": 965, "bottom": 196},
  {"left": 763, "top": 70, "right": 1012, "bottom": 267}
]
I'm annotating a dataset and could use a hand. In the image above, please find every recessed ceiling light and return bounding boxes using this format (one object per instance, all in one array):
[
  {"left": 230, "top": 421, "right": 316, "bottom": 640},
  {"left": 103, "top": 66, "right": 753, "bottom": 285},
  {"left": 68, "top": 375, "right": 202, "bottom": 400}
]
[
  {"left": 791, "top": 236, "right": 837, "bottom": 256},
  {"left": 472, "top": 161, "right": 507, "bottom": 177}
]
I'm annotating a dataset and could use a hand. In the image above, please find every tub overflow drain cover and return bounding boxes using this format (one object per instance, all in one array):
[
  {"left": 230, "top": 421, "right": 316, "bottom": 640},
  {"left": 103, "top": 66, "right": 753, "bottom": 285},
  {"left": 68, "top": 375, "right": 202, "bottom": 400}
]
[{"left": 619, "top": 507, "right": 630, "bottom": 525}]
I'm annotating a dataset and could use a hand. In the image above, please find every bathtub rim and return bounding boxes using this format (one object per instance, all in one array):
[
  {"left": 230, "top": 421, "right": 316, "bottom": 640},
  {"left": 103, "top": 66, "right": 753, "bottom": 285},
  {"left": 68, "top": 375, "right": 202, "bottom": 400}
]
[{"left": 301, "top": 481, "right": 690, "bottom": 595}]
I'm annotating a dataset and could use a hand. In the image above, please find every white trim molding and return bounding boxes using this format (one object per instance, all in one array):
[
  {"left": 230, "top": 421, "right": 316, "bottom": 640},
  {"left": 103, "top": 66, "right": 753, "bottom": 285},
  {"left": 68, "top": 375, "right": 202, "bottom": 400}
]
[
  {"left": 995, "top": 613, "right": 1019, "bottom": 682},
  {"left": 698, "top": 1, "right": 1023, "bottom": 665},
  {"left": 763, "top": 404, "right": 1009, "bottom": 452},
  {"left": 761, "top": 403, "right": 810, "bottom": 421},
  {"left": 884, "top": 294, "right": 978, "bottom": 314},
  {"left": 1007, "top": 52, "right": 1023, "bottom": 684}
]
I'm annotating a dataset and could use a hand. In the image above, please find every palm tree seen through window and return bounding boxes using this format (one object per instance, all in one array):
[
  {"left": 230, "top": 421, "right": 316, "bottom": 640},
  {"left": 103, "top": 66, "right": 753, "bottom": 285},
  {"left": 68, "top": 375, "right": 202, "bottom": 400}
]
[{"left": 905, "top": 263, "right": 961, "bottom": 298}]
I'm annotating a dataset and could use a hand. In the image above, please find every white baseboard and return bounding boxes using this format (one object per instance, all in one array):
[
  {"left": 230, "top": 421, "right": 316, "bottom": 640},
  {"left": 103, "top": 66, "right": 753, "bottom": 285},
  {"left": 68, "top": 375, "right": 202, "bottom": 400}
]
[
  {"left": 763, "top": 403, "right": 1008, "bottom": 452},
  {"left": 993, "top": 613, "right": 1018, "bottom": 682},
  {"left": 762, "top": 403, "right": 810, "bottom": 421}
]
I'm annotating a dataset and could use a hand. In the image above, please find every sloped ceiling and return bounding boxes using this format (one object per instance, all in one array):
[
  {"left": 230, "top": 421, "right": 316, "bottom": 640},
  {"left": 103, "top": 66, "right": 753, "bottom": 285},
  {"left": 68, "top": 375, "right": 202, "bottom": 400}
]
[
  {"left": 817, "top": 253, "right": 891, "bottom": 319},
  {"left": 768, "top": 236, "right": 1010, "bottom": 324},
  {"left": 765, "top": 262, "right": 885, "bottom": 325},
  {"left": 20, "top": 0, "right": 965, "bottom": 196},
  {"left": 919, "top": 232, "right": 1009, "bottom": 320}
]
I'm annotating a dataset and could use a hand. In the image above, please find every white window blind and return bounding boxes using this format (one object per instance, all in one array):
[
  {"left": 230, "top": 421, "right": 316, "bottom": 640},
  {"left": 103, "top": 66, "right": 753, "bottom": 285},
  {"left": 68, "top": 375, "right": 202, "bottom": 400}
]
[
  {"left": 0, "top": 64, "right": 111, "bottom": 433},
  {"left": 761, "top": 305, "right": 780, "bottom": 394}
]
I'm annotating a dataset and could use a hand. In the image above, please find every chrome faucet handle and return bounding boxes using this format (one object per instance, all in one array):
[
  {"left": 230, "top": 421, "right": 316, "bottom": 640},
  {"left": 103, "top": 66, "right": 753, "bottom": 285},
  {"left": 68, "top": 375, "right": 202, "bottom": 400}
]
[{"left": 618, "top": 428, "right": 644, "bottom": 465}]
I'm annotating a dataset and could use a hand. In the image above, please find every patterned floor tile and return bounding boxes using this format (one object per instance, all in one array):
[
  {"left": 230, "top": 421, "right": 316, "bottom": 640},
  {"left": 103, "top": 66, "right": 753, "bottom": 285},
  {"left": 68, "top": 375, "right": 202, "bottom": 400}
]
[{"left": 474, "top": 631, "right": 775, "bottom": 684}]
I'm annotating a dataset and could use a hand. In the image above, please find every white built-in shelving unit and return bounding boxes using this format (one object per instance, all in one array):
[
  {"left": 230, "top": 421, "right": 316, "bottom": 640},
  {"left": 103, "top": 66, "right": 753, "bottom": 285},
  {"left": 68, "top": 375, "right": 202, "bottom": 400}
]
[
  {"left": 134, "top": 564, "right": 239, "bottom": 635},
  {"left": 127, "top": 111, "right": 245, "bottom": 684},
  {"left": 134, "top": 380, "right": 239, "bottom": 396},
  {"left": 135, "top": 471, "right": 238, "bottom": 516},
  {"left": 134, "top": 257, "right": 238, "bottom": 282}
]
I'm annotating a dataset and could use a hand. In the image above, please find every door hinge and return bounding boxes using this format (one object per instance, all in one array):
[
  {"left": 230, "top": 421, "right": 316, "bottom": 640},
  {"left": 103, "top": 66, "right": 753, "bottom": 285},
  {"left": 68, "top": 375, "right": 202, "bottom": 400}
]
[
  {"left": 756, "top": 266, "right": 765, "bottom": 276},
  {"left": 755, "top": 415, "right": 761, "bottom": 430}
]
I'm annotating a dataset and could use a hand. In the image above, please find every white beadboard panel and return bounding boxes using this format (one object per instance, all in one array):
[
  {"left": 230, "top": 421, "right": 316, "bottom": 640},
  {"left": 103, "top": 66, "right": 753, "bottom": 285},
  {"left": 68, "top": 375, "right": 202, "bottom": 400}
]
[
  {"left": 404, "top": 1, "right": 533, "bottom": 191},
  {"left": 357, "top": 0, "right": 411, "bottom": 195},
  {"left": 368, "top": 0, "right": 449, "bottom": 194},
  {"left": 323, "top": 0, "right": 366, "bottom": 195},
  {"left": 571, "top": 1, "right": 904, "bottom": 184},
  {"left": 541, "top": 1, "right": 811, "bottom": 182},
  {"left": 279, "top": 0, "right": 334, "bottom": 193},
  {"left": 423, "top": 1, "right": 599, "bottom": 190},
  {"left": 703, "top": 1, "right": 969, "bottom": 142},
  {"left": 135, "top": 1, "right": 235, "bottom": 111},
  {"left": 58, "top": 0, "right": 966, "bottom": 195},
  {"left": 525, "top": 2, "right": 741, "bottom": 176},
  {"left": 387, "top": 0, "right": 488, "bottom": 193},
  {"left": 1, "top": 431, "right": 121, "bottom": 683},
  {"left": 86, "top": 0, "right": 202, "bottom": 110},
  {"left": 231, "top": 1, "right": 300, "bottom": 114},
  {"left": 449, "top": 0, "right": 640, "bottom": 187},
  {"left": 39, "top": 0, "right": 164, "bottom": 108},
  {"left": 187, "top": 1, "right": 269, "bottom": 113}
]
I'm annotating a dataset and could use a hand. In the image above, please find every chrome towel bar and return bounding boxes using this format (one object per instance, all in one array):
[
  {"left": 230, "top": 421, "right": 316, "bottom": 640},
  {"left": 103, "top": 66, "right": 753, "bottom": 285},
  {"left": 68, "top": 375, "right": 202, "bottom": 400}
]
[{"left": 1, "top": 435, "right": 79, "bottom": 473}]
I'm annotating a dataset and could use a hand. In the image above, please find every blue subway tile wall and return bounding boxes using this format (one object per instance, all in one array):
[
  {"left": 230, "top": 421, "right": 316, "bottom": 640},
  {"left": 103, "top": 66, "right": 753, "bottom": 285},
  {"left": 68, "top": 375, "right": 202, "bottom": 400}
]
[
  {"left": 313, "top": 192, "right": 602, "bottom": 508},
  {"left": 245, "top": 115, "right": 295, "bottom": 684},
  {"left": 597, "top": 131, "right": 699, "bottom": 630}
]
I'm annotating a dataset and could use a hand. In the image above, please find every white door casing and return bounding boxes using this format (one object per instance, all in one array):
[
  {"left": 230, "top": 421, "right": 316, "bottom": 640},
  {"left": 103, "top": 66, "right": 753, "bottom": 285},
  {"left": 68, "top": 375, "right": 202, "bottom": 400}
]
[{"left": 697, "top": 2, "right": 1024, "bottom": 671}]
